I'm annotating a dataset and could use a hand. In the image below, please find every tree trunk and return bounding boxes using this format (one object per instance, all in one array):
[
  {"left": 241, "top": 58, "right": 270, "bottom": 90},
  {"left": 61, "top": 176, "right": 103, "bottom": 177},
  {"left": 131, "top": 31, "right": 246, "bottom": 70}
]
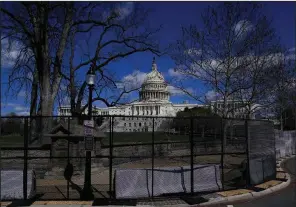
[{"left": 29, "top": 71, "right": 39, "bottom": 144}]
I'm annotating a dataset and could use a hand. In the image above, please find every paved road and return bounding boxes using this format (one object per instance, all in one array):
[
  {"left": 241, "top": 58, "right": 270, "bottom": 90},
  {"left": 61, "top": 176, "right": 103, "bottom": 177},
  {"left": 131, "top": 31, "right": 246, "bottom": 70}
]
[{"left": 228, "top": 157, "right": 296, "bottom": 207}]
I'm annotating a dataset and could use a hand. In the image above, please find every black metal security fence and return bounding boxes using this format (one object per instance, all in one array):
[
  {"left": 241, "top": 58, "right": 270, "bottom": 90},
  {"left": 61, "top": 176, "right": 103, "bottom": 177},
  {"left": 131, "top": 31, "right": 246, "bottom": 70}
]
[{"left": 0, "top": 115, "right": 276, "bottom": 201}]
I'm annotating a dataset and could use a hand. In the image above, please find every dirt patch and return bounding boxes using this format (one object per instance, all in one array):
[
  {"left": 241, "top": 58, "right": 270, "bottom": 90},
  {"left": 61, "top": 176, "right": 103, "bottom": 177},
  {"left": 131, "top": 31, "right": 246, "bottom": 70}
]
[
  {"left": 217, "top": 189, "right": 253, "bottom": 197},
  {"left": 0, "top": 202, "right": 12, "bottom": 206},
  {"left": 36, "top": 155, "right": 245, "bottom": 190},
  {"left": 255, "top": 180, "right": 282, "bottom": 189},
  {"left": 276, "top": 172, "right": 287, "bottom": 179}
]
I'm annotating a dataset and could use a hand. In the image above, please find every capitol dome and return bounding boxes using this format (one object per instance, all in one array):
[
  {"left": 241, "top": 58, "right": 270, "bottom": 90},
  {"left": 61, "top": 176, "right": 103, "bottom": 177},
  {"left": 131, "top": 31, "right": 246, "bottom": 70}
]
[
  {"left": 139, "top": 58, "right": 170, "bottom": 102},
  {"left": 144, "top": 58, "right": 165, "bottom": 84}
]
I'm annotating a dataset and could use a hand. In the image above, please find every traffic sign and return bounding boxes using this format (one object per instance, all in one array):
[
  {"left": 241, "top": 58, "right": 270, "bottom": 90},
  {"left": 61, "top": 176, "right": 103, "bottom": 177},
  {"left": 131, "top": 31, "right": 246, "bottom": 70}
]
[{"left": 84, "top": 120, "right": 94, "bottom": 136}]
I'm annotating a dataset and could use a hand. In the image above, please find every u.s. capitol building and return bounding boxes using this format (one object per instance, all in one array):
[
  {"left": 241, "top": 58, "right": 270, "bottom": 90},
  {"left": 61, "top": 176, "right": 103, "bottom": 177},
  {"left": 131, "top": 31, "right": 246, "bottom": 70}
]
[
  {"left": 58, "top": 58, "right": 275, "bottom": 131},
  {"left": 58, "top": 58, "right": 202, "bottom": 132}
]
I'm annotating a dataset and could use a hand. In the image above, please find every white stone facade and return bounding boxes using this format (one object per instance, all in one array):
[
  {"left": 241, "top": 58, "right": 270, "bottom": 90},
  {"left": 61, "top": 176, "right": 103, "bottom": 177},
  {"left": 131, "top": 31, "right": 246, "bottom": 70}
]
[
  {"left": 58, "top": 58, "right": 274, "bottom": 131},
  {"left": 58, "top": 58, "right": 202, "bottom": 131}
]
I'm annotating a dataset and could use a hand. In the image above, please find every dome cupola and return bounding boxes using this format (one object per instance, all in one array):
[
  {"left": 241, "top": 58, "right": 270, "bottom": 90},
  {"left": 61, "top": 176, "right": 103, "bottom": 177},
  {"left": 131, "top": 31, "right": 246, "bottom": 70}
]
[{"left": 139, "top": 58, "right": 170, "bottom": 102}]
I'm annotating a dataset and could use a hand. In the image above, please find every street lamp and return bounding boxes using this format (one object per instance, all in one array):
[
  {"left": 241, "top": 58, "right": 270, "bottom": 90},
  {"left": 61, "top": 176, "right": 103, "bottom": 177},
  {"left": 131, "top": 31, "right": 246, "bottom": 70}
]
[{"left": 81, "top": 62, "right": 96, "bottom": 200}]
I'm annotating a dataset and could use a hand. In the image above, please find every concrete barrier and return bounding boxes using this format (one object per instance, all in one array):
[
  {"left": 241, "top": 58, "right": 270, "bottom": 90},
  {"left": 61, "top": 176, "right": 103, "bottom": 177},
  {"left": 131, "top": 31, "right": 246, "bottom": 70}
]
[{"left": 1, "top": 170, "right": 36, "bottom": 200}]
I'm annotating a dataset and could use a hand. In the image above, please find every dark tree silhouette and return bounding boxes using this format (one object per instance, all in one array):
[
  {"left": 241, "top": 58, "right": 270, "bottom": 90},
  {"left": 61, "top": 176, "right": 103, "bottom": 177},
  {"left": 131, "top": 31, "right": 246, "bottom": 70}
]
[
  {"left": 1, "top": 2, "right": 163, "bottom": 134},
  {"left": 170, "top": 2, "right": 285, "bottom": 147}
]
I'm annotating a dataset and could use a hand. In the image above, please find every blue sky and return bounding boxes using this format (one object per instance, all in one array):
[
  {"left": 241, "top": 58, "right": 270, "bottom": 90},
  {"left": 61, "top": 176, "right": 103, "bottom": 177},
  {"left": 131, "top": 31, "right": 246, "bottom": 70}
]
[{"left": 1, "top": 1, "right": 295, "bottom": 116}]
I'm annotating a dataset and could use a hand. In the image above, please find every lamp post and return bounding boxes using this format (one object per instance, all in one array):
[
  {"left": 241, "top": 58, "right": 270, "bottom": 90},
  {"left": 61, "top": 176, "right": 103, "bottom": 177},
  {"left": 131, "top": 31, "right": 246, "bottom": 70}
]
[{"left": 81, "top": 63, "right": 96, "bottom": 200}]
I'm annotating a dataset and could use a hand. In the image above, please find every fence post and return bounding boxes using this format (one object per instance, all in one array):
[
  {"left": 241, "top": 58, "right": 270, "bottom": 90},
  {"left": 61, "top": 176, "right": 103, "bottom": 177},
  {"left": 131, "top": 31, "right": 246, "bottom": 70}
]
[
  {"left": 109, "top": 116, "right": 113, "bottom": 199},
  {"left": 245, "top": 119, "right": 251, "bottom": 187},
  {"left": 220, "top": 118, "right": 224, "bottom": 191},
  {"left": 190, "top": 117, "right": 194, "bottom": 195},
  {"left": 67, "top": 117, "right": 70, "bottom": 200},
  {"left": 23, "top": 117, "right": 29, "bottom": 200},
  {"left": 152, "top": 117, "right": 155, "bottom": 198},
  {"left": 262, "top": 158, "right": 265, "bottom": 182},
  {"left": 274, "top": 127, "right": 277, "bottom": 178}
]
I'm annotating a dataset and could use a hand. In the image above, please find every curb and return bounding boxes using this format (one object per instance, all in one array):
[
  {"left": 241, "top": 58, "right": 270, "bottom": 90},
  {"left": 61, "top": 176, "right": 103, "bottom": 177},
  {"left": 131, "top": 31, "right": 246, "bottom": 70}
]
[{"left": 199, "top": 155, "right": 294, "bottom": 206}]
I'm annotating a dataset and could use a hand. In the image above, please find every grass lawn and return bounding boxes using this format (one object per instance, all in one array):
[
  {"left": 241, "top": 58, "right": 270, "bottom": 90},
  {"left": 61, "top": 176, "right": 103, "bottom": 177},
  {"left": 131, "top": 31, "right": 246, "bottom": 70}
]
[
  {"left": 0, "top": 134, "right": 24, "bottom": 146},
  {"left": 102, "top": 132, "right": 212, "bottom": 145}
]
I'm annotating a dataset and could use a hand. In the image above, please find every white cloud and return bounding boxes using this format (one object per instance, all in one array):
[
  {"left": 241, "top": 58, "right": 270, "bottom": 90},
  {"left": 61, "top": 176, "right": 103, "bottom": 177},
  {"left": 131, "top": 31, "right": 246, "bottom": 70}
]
[
  {"left": 233, "top": 20, "right": 254, "bottom": 40},
  {"left": 168, "top": 85, "right": 194, "bottom": 96},
  {"left": 205, "top": 90, "right": 219, "bottom": 101},
  {"left": 1, "top": 36, "right": 33, "bottom": 68},
  {"left": 60, "top": 83, "right": 68, "bottom": 92},
  {"left": 286, "top": 54, "right": 296, "bottom": 61},
  {"left": 168, "top": 68, "right": 183, "bottom": 78},
  {"left": 14, "top": 106, "right": 29, "bottom": 111},
  {"left": 61, "top": 96, "right": 70, "bottom": 105},
  {"left": 2, "top": 102, "right": 20, "bottom": 107},
  {"left": 115, "top": 2, "right": 134, "bottom": 20},
  {"left": 94, "top": 101, "right": 108, "bottom": 108},
  {"left": 177, "top": 52, "right": 292, "bottom": 82},
  {"left": 168, "top": 85, "right": 183, "bottom": 95},
  {"left": 17, "top": 111, "right": 30, "bottom": 116},
  {"left": 1, "top": 37, "right": 21, "bottom": 68},
  {"left": 27, "top": 72, "right": 34, "bottom": 81},
  {"left": 120, "top": 70, "right": 147, "bottom": 90},
  {"left": 184, "top": 48, "right": 202, "bottom": 57},
  {"left": 103, "top": 2, "right": 134, "bottom": 21},
  {"left": 18, "top": 91, "right": 27, "bottom": 97},
  {"left": 286, "top": 49, "right": 296, "bottom": 61}
]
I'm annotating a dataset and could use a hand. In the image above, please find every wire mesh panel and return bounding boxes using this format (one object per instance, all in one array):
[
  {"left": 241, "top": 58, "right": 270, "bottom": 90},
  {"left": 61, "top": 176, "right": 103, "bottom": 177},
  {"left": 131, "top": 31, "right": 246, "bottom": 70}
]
[
  {"left": 248, "top": 120, "right": 276, "bottom": 185},
  {"left": 0, "top": 117, "right": 28, "bottom": 200},
  {"left": 223, "top": 119, "right": 247, "bottom": 190},
  {"left": 27, "top": 117, "right": 71, "bottom": 200},
  {"left": 191, "top": 117, "right": 223, "bottom": 193},
  {"left": 0, "top": 117, "right": 25, "bottom": 148},
  {"left": 152, "top": 117, "right": 190, "bottom": 197},
  {"left": 89, "top": 116, "right": 110, "bottom": 199},
  {"left": 193, "top": 117, "right": 222, "bottom": 155},
  {"left": 112, "top": 116, "right": 153, "bottom": 199},
  {"left": 275, "top": 130, "right": 296, "bottom": 159},
  {"left": 183, "top": 164, "right": 222, "bottom": 193}
]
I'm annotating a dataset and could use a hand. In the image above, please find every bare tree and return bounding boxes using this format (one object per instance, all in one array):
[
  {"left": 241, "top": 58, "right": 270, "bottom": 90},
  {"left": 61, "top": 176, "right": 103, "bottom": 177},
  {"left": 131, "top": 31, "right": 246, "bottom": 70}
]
[
  {"left": 272, "top": 56, "right": 296, "bottom": 130},
  {"left": 171, "top": 2, "right": 282, "bottom": 119},
  {"left": 66, "top": 3, "right": 162, "bottom": 118},
  {"left": 1, "top": 2, "right": 162, "bottom": 130},
  {"left": 170, "top": 2, "right": 284, "bottom": 148}
]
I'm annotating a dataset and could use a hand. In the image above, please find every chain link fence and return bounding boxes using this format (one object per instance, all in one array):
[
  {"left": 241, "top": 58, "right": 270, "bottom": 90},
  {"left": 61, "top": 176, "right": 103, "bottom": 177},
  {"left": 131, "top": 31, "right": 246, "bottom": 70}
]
[
  {"left": 275, "top": 130, "right": 296, "bottom": 159},
  {"left": 0, "top": 115, "right": 279, "bottom": 202}
]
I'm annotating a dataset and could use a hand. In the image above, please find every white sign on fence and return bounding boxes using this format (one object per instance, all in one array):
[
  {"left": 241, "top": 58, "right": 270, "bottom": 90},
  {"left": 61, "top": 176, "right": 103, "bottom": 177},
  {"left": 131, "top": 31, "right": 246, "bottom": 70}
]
[
  {"left": 83, "top": 120, "right": 94, "bottom": 136},
  {"left": 83, "top": 120, "right": 94, "bottom": 151}
]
